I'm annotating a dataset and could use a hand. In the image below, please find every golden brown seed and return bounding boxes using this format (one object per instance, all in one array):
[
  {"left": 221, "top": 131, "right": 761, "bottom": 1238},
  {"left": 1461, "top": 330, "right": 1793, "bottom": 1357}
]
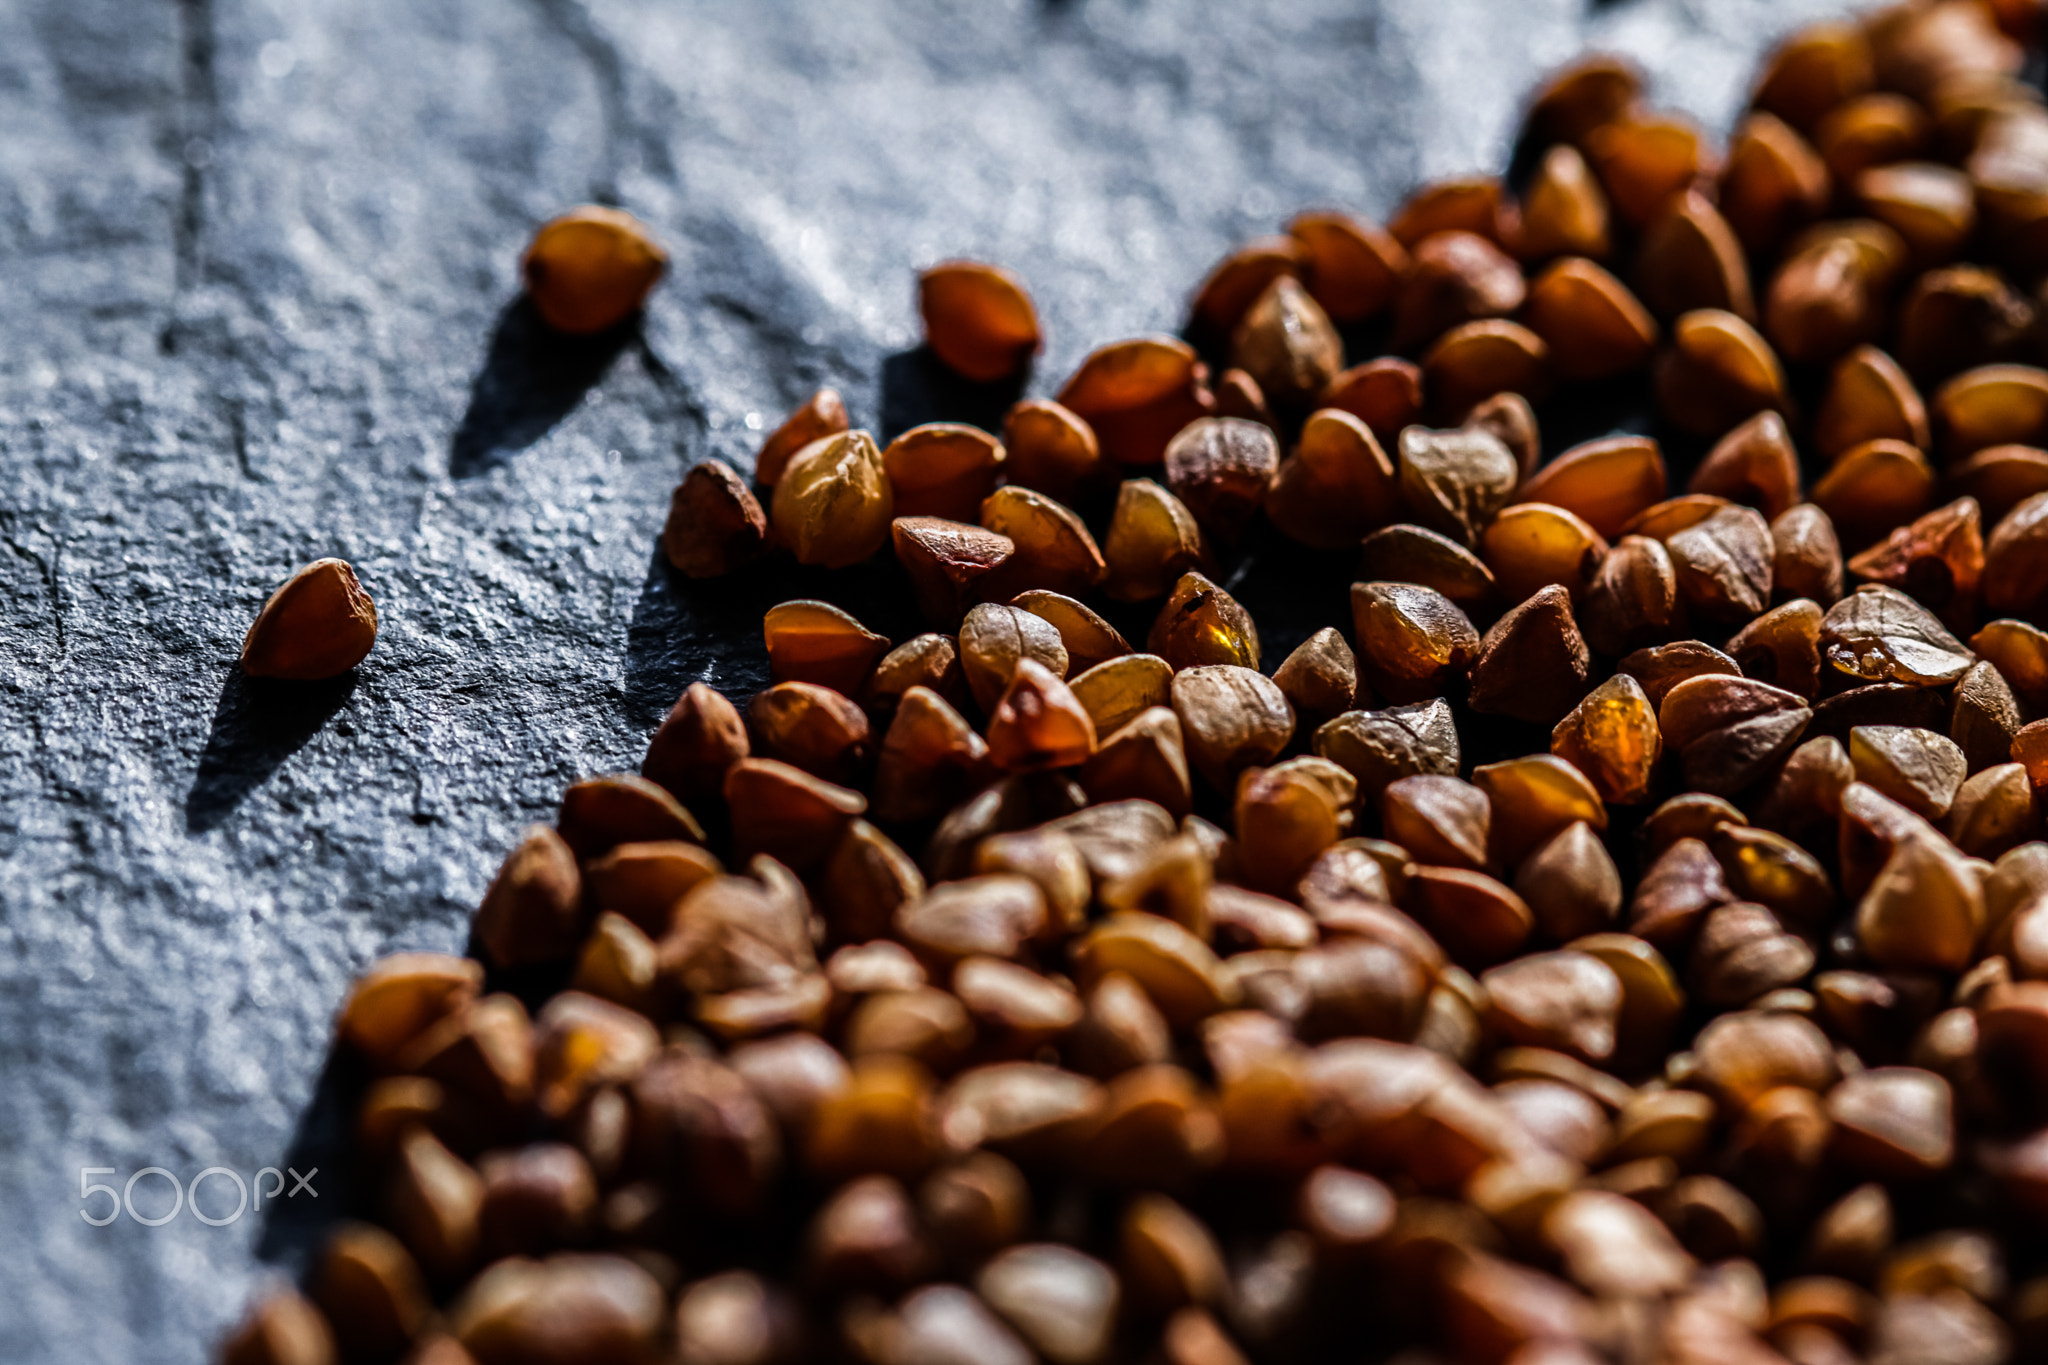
[
  {"left": 723, "top": 757, "right": 865, "bottom": 871},
  {"left": 1690, "top": 412, "right": 1800, "bottom": 521},
  {"left": 521, "top": 206, "right": 666, "bottom": 335},
  {"left": 1857, "top": 162, "right": 1977, "bottom": 269},
  {"left": 1578, "top": 535, "right": 1681, "bottom": 656},
  {"left": 1398, "top": 424, "right": 1519, "bottom": 547},
  {"left": 890, "top": 518, "right": 1014, "bottom": 630},
  {"left": 1850, "top": 725, "right": 1968, "bottom": 820},
  {"left": 1552, "top": 673, "right": 1663, "bottom": 805},
  {"left": 240, "top": 558, "right": 378, "bottom": 679},
  {"left": 1211, "top": 366, "right": 1273, "bottom": 426},
  {"left": 1655, "top": 308, "right": 1790, "bottom": 437},
  {"left": 582, "top": 839, "right": 721, "bottom": 939},
  {"left": 1267, "top": 408, "right": 1399, "bottom": 550},
  {"left": 1975, "top": 618, "right": 2048, "bottom": 710},
  {"left": 1163, "top": 418, "right": 1280, "bottom": 541},
  {"left": 757, "top": 387, "right": 851, "bottom": 486},
  {"left": 1822, "top": 583, "right": 1975, "bottom": 685},
  {"left": 1526, "top": 53, "right": 1643, "bottom": 145},
  {"left": 1771, "top": 227, "right": 1902, "bottom": 377},
  {"left": 1357, "top": 524, "right": 1497, "bottom": 609},
  {"left": 1621, "top": 640, "right": 1742, "bottom": 706},
  {"left": 987, "top": 659, "right": 1096, "bottom": 773},
  {"left": 920, "top": 260, "right": 1042, "bottom": 383},
  {"left": 805, "top": 1054, "right": 938, "bottom": 1181},
  {"left": 1349, "top": 581, "right": 1481, "bottom": 703},
  {"left": 762, "top": 599, "right": 890, "bottom": 696},
  {"left": 1622, "top": 493, "right": 1730, "bottom": 542},
  {"left": 338, "top": 953, "right": 483, "bottom": 1068},
  {"left": 220, "top": 1287, "right": 339, "bottom": 1365},
  {"left": 1391, "top": 177, "right": 1513, "bottom": 247},
  {"left": 1235, "top": 758, "right": 1357, "bottom": 896},
  {"left": 1638, "top": 189, "right": 1755, "bottom": 322},
  {"left": 1811, "top": 440, "right": 1936, "bottom": 551},
  {"left": 1720, "top": 112, "right": 1831, "bottom": 255},
  {"left": 1586, "top": 113, "right": 1706, "bottom": 227},
  {"left": 557, "top": 773, "right": 704, "bottom": 859},
  {"left": 1288, "top": 210, "right": 1409, "bottom": 322},
  {"left": 1422, "top": 320, "right": 1553, "bottom": 423},
  {"left": 1898, "top": 265, "right": 2035, "bottom": 384},
  {"left": 663, "top": 459, "right": 768, "bottom": 579},
  {"left": 1666, "top": 504, "right": 1776, "bottom": 621},
  {"left": 1986, "top": 490, "right": 2048, "bottom": 618},
  {"left": 1473, "top": 754, "right": 1609, "bottom": 868},
  {"left": 1102, "top": 479, "right": 1210, "bottom": 603},
  {"left": 1755, "top": 21, "right": 1875, "bottom": 131},
  {"left": 1273, "top": 628, "right": 1362, "bottom": 731},
  {"left": 884, "top": 424, "right": 1005, "bottom": 524},
  {"left": 999, "top": 398, "right": 1108, "bottom": 515},
  {"left": 1169, "top": 665, "right": 1294, "bottom": 794},
  {"left": 1100, "top": 833, "right": 1211, "bottom": 940},
  {"left": 1817, "top": 91, "right": 1932, "bottom": 184},
  {"left": 385, "top": 1124, "right": 485, "bottom": 1280},
  {"left": 1069, "top": 654, "right": 1175, "bottom": 739},
  {"left": 1522, "top": 257, "right": 1659, "bottom": 382},
  {"left": 1381, "top": 773, "right": 1491, "bottom": 871},
  {"left": 771, "top": 430, "right": 895, "bottom": 568},
  {"left": 1857, "top": 833, "right": 1984, "bottom": 971},
  {"left": 1948, "top": 762, "right": 2040, "bottom": 858},
  {"left": 1468, "top": 585, "right": 1594, "bottom": 726},
  {"left": 312, "top": 1223, "right": 430, "bottom": 1363},
  {"left": 977, "top": 489, "right": 1105, "bottom": 601},
  {"left": 1847, "top": 496, "right": 1984, "bottom": 624},
  {"left": 1519, "top": 144, "right": 1613, "bottom": 261},
  {"left": 1057, "top": 336, "right": 1214, "bottom": 468},
  {"left": 474, "top": 826, "right": 583, "bottom": 968},
  {"left": 1771, "top": 503, "right": 1846, "bottom": 607},
  {"left": 1321, "top": 358, "right": 1425, "bottom": 445},
  {"left": 1147, "top": 571, "right": 1259, "bottom": 672},
  {"left": 1950, "top": 444, "right": 2048, "bottom": 525},
  {"left": 1482, "top": 503, "right": 1608, "bottom": 604},
  {"left": 1075, "top": 913, "right": 1238, "bottom": 1029},
  {"left": 748, "top": 681, "right": 871, "bottom": 787},
  {"left": 1405, "top": 865, "right": 1535, "bottom": 968},
  {"left": 1313, "top": 699, "right": 1460, "bottom": 802},
  {"left": 1005, "top": 593, "right": 1125, "bottom": 678},
  {"left": 1482, "top": 951, "right": 1622, "bottom": 1062},
  {"left": 1230, "top": 277, "right": 1341, "bottom": 411},
  {"left": 1392, "top": 230, "right": 1527, "bottom": 352},
  {"left": 1937, "top": 364, "right": 2048, "bottom": 461},
  {"left": 866, "top": 634, "right": 968, "bottom": 720},
  {"left": 959, "top": 602, "right": 1069, "bottom": 713},
  {"left": 1828, "top": 1067, "right": 1956, "bottom": 1179},
  {"left": 1727, "top": 599, "right": 1825, "bottom": 698},
  {"left": 1516, "top": 435, "right": 1669, "bottom": 540},
  {"left": 1515, "top": 819, "right": 1622, "bottom": 942},
  {"left": 872, "top": 686, "right": 992, "bottom": 824},
  {"left": 1186, "top": 236, "right": 1303, "bottom": 343},
  {"left": 1467, "top": 391, "right": 1542, "bottom": 478},
  {"left": 1814, "top": 345, "right": 1930, "bottom": 459}
]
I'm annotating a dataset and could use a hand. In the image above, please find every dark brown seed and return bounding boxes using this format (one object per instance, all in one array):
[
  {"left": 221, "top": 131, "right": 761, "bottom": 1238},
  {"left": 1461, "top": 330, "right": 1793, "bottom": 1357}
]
[
  {"left": 1621, "top": 640, "right": 1743, "bottom": 707},
  {"left": 1163, "top": 418, "right": 1280, "bottom": 542},
  {"left": 1728, "top": 599, "right": 1826, "bottom": 698},
  {"left": 558, "top": 774, "right": 705, "bottom": 860},
  {"left": 1579, "top": 535, "right": 1682, "bottom": 657},
  {"left": 1392, "top": 231, "right": 1527, "bottom": 352},
  {"left": 1516, "top": 820, "right": 1623, "bottom": 940},
  {"left": 1232, "top": 277, "right": 1342, "bottom": 410},
  {"left": 1399, "top": 424, "right": 1520, "bottom": 547},
  {"left": 1954, "top": 661, "right": 2024, "bottom": 772},
  {"left": 1638, "top": 189, "right": 1755, "bottom": 322},
  {"left": 1667, "top": 504, "right": 1776, "bottom": 622},
  {"left": 475, "top": 827, "right": 585, "bottom": 968},
  {"left": 1170, "top": 666, "right": 1295, "bottom": 794},
  {"left": 1273, "top": 628, "right": 1363, "bottom": 731},
  {"left": 643, "top": 682, "right": 751, "bottom": 805},
  {"left": 1313, "top": 699, "right": 1461, "bottom": 802},
  {"left": 665, "top": 460, "right": 770, "bottom": 578},
  {"left": 1467, "top": 585, "right": 1594, "bottom": 725},
  {"left": 1773, "top": 503, "right": 1848, "bottom": 607},
  {"left": 1381, "top": 774, "right": 1491, "bottom": 871},
  {"left": 1357, "top": 524, "right": 1498, "bottom": 609},
  {"left": 1689, "top": 411, "right": 1800, "bottom": 520},
  {"left": 1846, "top": 498, "right": 1983, "bottom": 625},
  {"left": 891, "top": 518, "right": 1015, "bottom": 629}
]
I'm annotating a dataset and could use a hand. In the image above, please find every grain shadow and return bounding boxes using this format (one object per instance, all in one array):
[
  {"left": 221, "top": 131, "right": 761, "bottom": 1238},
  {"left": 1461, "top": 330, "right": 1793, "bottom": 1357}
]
[
  {"left": 449, "top": 296, "right": 636, "bottom": 478},
  {"left": 185, "top": 670, "right": 357, "bottom": 834}
]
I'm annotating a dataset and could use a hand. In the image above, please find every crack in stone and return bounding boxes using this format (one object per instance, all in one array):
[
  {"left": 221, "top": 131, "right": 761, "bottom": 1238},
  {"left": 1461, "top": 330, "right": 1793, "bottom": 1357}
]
[
  {"left": 529, "top": 0, "right": 677, "bottom": 200},
  {"left": 173, "top": 0, "right": 219, "bottom": 290}
]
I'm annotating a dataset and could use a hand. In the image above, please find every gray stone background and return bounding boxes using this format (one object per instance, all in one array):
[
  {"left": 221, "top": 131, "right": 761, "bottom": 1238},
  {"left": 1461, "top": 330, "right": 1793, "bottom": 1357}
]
[{"left": 0, "top": 0, "right": 1855, "bottom": 1359}]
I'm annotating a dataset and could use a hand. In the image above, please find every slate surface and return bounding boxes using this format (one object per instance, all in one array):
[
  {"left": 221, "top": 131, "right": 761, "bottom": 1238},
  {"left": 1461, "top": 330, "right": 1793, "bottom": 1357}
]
[{"left": 0, "top": 1, "right": 1852, "bottom": 1359}]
